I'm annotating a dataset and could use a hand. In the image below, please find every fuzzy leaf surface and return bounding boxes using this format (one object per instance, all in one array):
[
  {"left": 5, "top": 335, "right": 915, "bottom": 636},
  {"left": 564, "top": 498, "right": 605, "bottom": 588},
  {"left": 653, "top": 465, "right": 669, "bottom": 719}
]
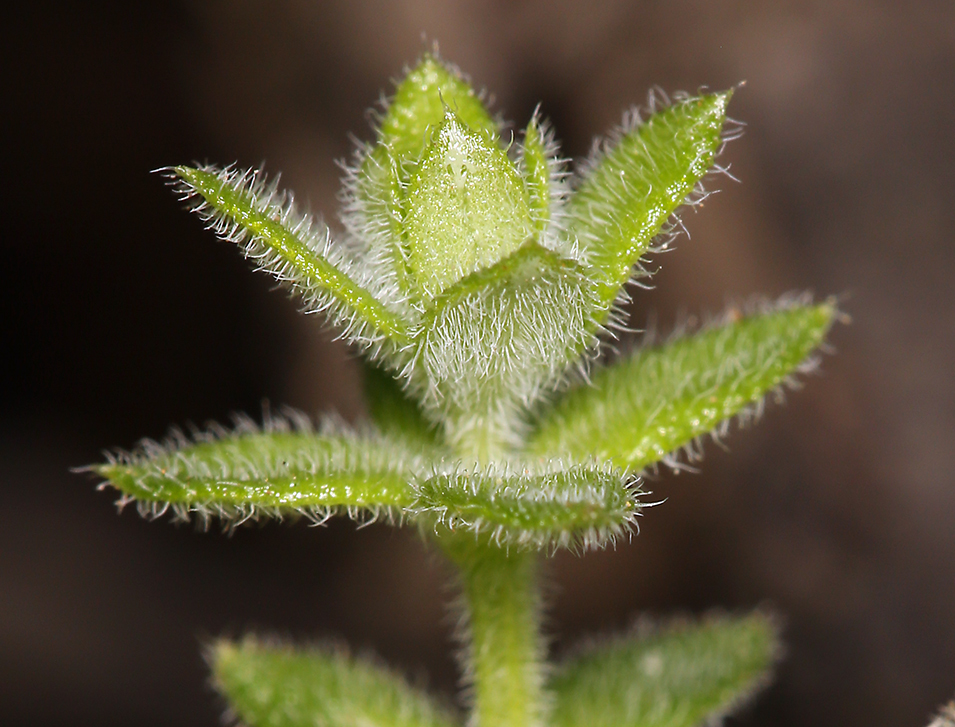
[
  {"left": 520, "top": 118, "right": 552, "bottom": 235},
  {"left": 174, "top": 165, "right": 408, "bottom": 344},
  {"left": 414, "top": 241, "right": 597, "bottom": 455},
  {"left": 351, "top": 55, "right": 499, "bottom": 302},
  {"left": 380, "top": 54, "right": 497, "bottom": 164},
  {"left": 414, "top": 463, "right": 641, "bottom": 550},
  {"left": 93, "top": 424, "right": 427, "bottom": 522},
  {"left": 569, "top": 92, "right": 731, "bottom": 311},
  {"left": 404, "top": 112, "right": 532, "bottom": 296},
  {"left": 527, "top": 301, "right": 834, "bottom": 470},
  {"left": 549, "top": 612, "right": 778, "bottom": 727},
  {"left": 212, "top": 637, "right": 457, "bottom": 727}
]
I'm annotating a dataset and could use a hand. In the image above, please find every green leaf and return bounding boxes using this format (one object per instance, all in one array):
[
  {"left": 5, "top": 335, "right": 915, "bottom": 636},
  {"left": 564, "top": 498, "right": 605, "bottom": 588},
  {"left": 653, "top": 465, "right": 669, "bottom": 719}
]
[
  {"left": 349, "top": 55, "right": 500, "bottom": 302},
  {"left": 568, "top": 92, "right": 732, "bottom": 312},
  {"left": 527, "top": 300, "right": 835, "bottom": 471},
  {"left": 520, "top": 117, "right": 552, "bottom": 236},
  {"left": 381, "top": 53, "right": 497, "bottom": 164},
  {"left": 412, "top": 463, "right": 641, "bottom": 551},
  {"left": 549, "top": 612, "right": 779, "bottom": 727},
  {"left": 361, "top": 361, "right": 444, "bottom": 449},
  {"left": 174, "top": 165, "right": 409, "bottom": 345},
  {"left": 91, "top": 417, "right": 427, "bottom": 525},
  {"left": 212, "top": 636, "right": 458, "bottom": 727},
  {"left": 404, "top": 112, "right": 532, "bottom": 296},
  {"left": 413, "top": 241, "right": 598, "bottom": 457}
]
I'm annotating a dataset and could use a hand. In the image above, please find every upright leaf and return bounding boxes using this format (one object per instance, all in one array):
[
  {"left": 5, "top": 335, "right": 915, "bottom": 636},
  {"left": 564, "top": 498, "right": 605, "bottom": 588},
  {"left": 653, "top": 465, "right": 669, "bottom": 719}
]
[
  {"left": 549, "top": 612, "right": 778, "bottom": 727},
  {"left": 212, "top": 637, "right": 457, "bottom": 727},
  {"left": 520, "top": 117, "right": 552, "bottom": 236},
  {"left": 174, "top": 165, "right": 409, "bottom": 345},
  {"left": 527, "top": 300, "right": 835, "bottom": 470},
  {"left": 403, "top": 111, "right": 532, "bottom": 296},
  {"left": 568, "top": 92, "right": 732, "bottom": 312},
  {"left": 350, "top": 54, "right": 500, "bottom": 301},
  {"left": 380, "top": 54, "right": 497, "bottom": 163}
]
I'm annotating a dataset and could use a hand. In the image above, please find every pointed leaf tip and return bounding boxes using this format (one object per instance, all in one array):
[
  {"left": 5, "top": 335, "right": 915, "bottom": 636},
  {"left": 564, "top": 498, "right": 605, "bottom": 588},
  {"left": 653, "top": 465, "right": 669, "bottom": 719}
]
[
  {"left": 569, "top": 90, "right": 734, "bottom": 314},
  {"left": 404, "top": 111, "right": 532, "bottom": 296},
  {"left": 172, "top": 164, "right": 410, "bottom": 346},
  {"left": 381, "top": 54, "right": 497, "bottom": 164},
  {"left": 520, "top": 117, "right": 553, "bottom": 235}
]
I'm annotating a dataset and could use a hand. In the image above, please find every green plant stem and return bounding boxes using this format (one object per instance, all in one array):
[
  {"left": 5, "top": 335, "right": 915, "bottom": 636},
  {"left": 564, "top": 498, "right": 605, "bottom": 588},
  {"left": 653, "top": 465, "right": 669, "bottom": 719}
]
[{"left": 443, "top": 535, "right": 546, "bottom": 727}]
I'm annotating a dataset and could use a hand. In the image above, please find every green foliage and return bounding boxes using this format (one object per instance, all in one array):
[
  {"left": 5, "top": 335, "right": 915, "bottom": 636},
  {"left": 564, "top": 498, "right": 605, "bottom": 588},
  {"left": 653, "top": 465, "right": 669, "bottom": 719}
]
[
  {"left": 519, "top": 118, "right": 553, "bottom": 234},
  {"left": 91, "top": 52, "right": 836, "bottom": 727},
  {"left": 91, "top": 417, "right": 425, "bottom": 525},
  {"left": 528, "top": 299, "right": 835, "bottom": 470},
  {"left": 413, "top": 241, "right": 597, "bottom": 455},
  {"left": 362, "top": 362, "right": 441, "bottom": 448},
  {"left": 414, "top": 463, "right": 640, "bottom": 550},
  {"left": 378, "top": 54, "right": 498, "bottom": 161},
  {"left": 212, "top": 637, "right": 457, "bottom": 727},
  {"left": 567, "top": 91, "right": 733, "bottom": 312},
  {"left": 404, "top": 111, "right": 532, "bottom": 297},
  {"left": 549, "top": 613, "right": 779, "bottom": 727},
  {"left": 173, "top": 165, "right": 410, "bottom": 345}
]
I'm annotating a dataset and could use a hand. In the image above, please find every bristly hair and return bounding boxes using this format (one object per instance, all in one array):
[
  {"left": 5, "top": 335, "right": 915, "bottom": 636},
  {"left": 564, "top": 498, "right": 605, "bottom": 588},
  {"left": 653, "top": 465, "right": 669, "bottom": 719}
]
[
  {"left": 163, "top": 163, "right": 412, "bottom": 359},
  {"left": 630, "top": 294, "right": 836, "bottom": 476},
  {"left": 573, "top": 87, "right": 744, "bottom": 333},
  {"left": 84, "top": 407, "right": 431, "bottom": 532},
  {"left": 411, "top": 460, "right": 645, "bottom": 553}
]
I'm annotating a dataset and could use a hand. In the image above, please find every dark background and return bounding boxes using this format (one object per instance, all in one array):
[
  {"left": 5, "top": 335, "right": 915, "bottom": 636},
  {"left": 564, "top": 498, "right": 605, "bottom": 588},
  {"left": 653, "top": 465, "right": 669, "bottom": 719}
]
[{"left": 2, "top": 2, "right": 954, "bottom": 725}]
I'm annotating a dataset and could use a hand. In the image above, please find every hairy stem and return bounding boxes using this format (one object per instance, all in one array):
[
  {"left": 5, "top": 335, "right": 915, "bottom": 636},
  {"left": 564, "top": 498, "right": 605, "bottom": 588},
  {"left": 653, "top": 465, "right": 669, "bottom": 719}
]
[
  {"left": 446, "top": 412, "right": 513, "bottom": 464},
  {"left": 443, "top": 535, "right": 546, "bottom": 727}
]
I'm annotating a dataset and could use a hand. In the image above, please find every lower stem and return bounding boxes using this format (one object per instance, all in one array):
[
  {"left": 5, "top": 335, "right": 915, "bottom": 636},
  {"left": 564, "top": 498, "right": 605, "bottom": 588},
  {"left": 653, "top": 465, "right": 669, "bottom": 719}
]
[{"left": 442, "top": 535, "right": 546, "bottom": 727}]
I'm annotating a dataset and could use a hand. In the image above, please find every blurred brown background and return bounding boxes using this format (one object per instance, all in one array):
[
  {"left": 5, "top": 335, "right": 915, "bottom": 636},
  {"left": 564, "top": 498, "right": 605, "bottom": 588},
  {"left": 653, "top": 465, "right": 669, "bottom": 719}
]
[{"left": 2, "top": 1, "right": 953, "bottom": 726}]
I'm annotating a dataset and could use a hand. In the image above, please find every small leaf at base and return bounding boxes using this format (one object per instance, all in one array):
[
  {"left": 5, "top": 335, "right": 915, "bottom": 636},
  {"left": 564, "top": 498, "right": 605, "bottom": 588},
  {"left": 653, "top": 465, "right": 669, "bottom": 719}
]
[
  {"left": 549, "top": 612, "right": 779, "bottom": 727},
  {"left": 212, "top": 636, "right": 458, "bottom": 727}
]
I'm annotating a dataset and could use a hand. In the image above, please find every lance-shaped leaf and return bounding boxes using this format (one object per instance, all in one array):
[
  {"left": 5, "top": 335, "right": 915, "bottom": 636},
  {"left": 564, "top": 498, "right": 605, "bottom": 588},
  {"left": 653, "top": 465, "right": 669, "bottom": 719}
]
[
  {"left": 569, "top": 92, "right": 732, "bottom": 312},
  {"left": 212, "top": 637, "right": 458, "bottom": 727},
  {"left": 520, "top": 116, "right": 553, "bottom": 236},
  {"left": 403, "top": 111, "right": 533, "bottom": 296},
  {"left": 411, "top": 462, "right": 642, "bottom": 551},
  {"left": 90, "top": 415, "right": 428, "bottom": 525},
  {"left": 380, "top": 53, "right": 498, "bottom": 164},
  {"left": 173, "top": 165, "right": 409, "bottom": 345},
  {"left": 347, "top": 54, "right": 500, "bottom": 301},
  {"left": 527, "top": 299, "right": 835, "bottom": 471},
  {"left": 549, "top": 612, "right": 779, "bottom": 727},
  {"left": 413, "top": 241, "right": 598, "bottom": 455}
]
